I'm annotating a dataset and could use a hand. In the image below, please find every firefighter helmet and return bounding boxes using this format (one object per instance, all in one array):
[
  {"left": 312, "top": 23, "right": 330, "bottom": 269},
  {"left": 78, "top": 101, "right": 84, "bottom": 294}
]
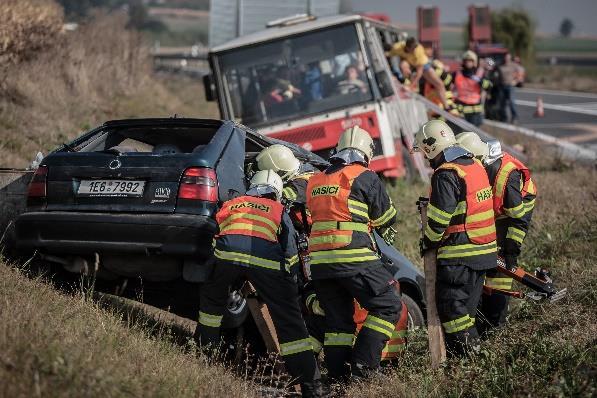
[
  {"left": 335, "top": 126, "right": 375, "bottom": 162},
  {"left": 256, "top": 144, "right": 301, "bottom": 182},
  {"left": 456, "top": 132, "right": 489, "bottom": 162},
  {"left": 413, "top": 119, "right": 457, "bottom": 160},
  {"left": 462, "top": 50, "right": 478, "bottom": 67},
  {"left": 248, "top": 170, "right": 283, "bottom": 201}
]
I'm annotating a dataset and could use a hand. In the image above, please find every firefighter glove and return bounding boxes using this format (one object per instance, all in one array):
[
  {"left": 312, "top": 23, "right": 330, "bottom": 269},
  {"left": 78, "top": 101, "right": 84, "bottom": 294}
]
[
  {"left": 504, "top": 255, "right": 518, "bottom": 270},
  {"left": 378, "top": 226, "right": 397, "bottom": 246}
]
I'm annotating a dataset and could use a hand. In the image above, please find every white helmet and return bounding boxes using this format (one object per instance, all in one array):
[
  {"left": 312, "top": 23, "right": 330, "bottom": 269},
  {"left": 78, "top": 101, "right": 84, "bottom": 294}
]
[
  {"left": 335, "top": 126, "right": 375, "bottom": 162},
  {"left": 413, "top": 120, "right": 457, "bottom": 160},
  {"left": 256, "top": 144, "right": 301, "bottom": 182},
  {"left": 248, "top": 170, "right": 283, "bottom": 201},
  {"left": 456, "top": 132, "right": 489, "bottom": 162},
  {"left": 462, "top": 50, "right": 478, "bottom": 67}
]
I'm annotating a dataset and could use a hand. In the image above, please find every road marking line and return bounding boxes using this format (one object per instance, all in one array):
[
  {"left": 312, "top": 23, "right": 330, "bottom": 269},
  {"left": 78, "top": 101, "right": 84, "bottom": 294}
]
[
  {"left": 519, "top": 88, "right": 597, "bottom": 99},
  {"left": 515, "top": 99, "right": 597, "bottom": 116},
  {"left": 562, "top": 102, "right": 597, "bottom": 109}
]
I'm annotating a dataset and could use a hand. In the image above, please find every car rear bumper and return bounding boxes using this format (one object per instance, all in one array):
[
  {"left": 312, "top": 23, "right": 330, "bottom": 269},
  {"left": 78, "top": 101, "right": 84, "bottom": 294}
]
[{"left": 15, "top": 211, "right": 217, "bottom": 258}]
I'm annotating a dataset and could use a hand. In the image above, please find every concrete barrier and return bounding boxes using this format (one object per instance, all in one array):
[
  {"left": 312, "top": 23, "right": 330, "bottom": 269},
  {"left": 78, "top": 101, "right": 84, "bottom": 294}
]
[{"left": 0, "top": 169, "right": 32, "bottom": 248}]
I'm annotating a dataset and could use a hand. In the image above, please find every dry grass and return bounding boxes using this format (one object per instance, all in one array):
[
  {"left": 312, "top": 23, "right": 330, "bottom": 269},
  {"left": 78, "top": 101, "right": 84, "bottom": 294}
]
[
  {"left": 0, "top": 262, "right": 259, "bottom": 398},
  {"left": 0, "top": 5, "right": 217, "bottom": 169}
]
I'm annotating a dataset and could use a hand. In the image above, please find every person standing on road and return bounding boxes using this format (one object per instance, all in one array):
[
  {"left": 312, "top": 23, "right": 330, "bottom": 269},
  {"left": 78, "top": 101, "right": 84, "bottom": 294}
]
[
  {"left": 413, "top": 120, "right": 497, "bottom": 356},
  {"left": 305, "top": 126, "right": 401, "bottom": 381},
  {"left": 452, "top": 51, "right": 492, "bottom": 127},
  {"left": 194, "top": 170, "right": 321, "bottom": 397},
  {"left": 456, "top": 132, "right": 536, "bottom": 333},
  {"left": 498, "top": 53, "right": 520, "bottom": 123}
]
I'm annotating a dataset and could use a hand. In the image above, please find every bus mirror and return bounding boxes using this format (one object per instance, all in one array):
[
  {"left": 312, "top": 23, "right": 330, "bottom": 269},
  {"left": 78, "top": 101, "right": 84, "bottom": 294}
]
[
  {"left": 375, "top": 71, "right": 395, "bottom": 98},
  {"left": 203, "top": 74, "right": 217, "bottom": 102}
]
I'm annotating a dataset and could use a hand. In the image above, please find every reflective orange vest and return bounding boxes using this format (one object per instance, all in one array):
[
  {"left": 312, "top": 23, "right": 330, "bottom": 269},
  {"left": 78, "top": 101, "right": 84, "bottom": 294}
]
[
  {"left": 492, "top": 152, "right": 536, "bottom": 217},
  {"left": 438, "top": 159, "right": 497, "bottom": 244},
  {"left": 454, "top": 72, "right": 481, "bottom": 105},
  {"left": 306, "top": 164, "right": 370, "bottom": 251},
  {"left": 216, "top": 195, "right": 283, "bottom": 242},
  {"left": 353, "top": 300, "right": 408, "bottom": 360}
]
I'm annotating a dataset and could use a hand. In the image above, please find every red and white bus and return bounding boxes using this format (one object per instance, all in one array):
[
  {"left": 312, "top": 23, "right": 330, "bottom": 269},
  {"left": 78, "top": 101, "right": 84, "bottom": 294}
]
[{"left": 204, "top": 14, "right": 429, "bottom": 179}]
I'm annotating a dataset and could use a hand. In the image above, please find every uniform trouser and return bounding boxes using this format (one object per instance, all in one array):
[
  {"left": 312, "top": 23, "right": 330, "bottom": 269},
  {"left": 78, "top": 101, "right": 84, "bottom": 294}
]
[
  {"left": 436, "top": 264, "right": 486, "bottom": 356},
  {"left": 463, "top": 112, "right": 484, "bottom": 127},
  {"left": 479, "top": 267, "right": 511, "bottom": 334},
  {"left": 197, "top": 260, "right": 320, "bottom": 387},
  {"left": 312, "top": 265, "right": 401, "bottom": 380}
]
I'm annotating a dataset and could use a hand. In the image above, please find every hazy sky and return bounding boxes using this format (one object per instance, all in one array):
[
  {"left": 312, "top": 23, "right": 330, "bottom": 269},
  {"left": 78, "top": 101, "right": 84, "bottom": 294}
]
[{"left": 351, "top": 0, "right": 597, "bottom": 36}]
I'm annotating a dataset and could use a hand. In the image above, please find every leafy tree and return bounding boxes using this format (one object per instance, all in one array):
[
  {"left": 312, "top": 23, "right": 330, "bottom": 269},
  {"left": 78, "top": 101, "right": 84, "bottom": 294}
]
[
  {"left": 559, "top": 18, "right": 574, "bottom": 38},
  {"left": 491, "top": 8, "right": 535, "bottom": 64}
]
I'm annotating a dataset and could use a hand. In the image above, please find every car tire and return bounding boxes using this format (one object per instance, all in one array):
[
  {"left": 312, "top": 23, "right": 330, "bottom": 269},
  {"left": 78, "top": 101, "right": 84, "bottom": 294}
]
[{"left": 401, "top": 293, "right": 425, "bottom": 329}]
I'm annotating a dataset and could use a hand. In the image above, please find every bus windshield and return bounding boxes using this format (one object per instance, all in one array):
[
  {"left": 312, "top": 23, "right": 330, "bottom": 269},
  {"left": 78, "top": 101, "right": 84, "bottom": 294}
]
[{"left": 217, "top": 24, "right": 373, "bottom": 127}]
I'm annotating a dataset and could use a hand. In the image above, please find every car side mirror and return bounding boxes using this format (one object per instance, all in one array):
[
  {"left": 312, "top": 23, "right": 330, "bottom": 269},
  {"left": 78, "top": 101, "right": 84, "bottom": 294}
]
[
  {"left": 203, "top": 74, "right": 217, "bottom": 102},
  {"left": 375, "top": 71, "right": 395, "bottom": 98}
]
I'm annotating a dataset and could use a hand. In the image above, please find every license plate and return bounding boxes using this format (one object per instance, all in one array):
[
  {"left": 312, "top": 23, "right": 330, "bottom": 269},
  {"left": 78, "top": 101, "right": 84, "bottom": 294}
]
[{"left": 77, "top": 180, "right": 145, "bottom": 197}]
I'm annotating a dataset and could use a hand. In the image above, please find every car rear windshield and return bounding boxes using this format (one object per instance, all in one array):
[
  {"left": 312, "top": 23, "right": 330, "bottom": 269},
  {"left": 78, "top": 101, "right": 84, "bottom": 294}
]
[{"left": 76, "top": 125, "right": 219, "bottom": 154}]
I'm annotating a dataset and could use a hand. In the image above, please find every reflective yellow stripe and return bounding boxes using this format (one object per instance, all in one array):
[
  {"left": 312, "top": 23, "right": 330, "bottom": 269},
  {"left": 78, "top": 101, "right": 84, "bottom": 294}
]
[
  {"left": 371, "top": 206, "right": 397, "bottom": 227},
  {"left": 324, "top": 332, "right": 354, "bottom": 346},
  {"left": 280, "top": 338, "right": 313, "bottom": 356},
  {"left": 466, "top": 224, "right": 496, "bottom": 238},
  {"left": 527, "top": 179, "right": 536, "bottom": 194},
  {"left": 453, "top": 201, "right": 466, "bottom": 216},
  {"left": 214, "top": 249, "right": 280, "bottom": 270},
  {"left": 220, "top": 212, "right": 278, "bottom": 231},
  {"left": 442, "top": 314, "right": 474, "bottom": 334},
  {"left": 438, "top": 163, "right": 467, "bottom": 177},
  {"left": 348, "top": 199, "right": 369, "bottom": 211},
  {"left": 495, "top": 162, "right": 516, "bottom": 199},
  {"left": 382, "top": 343, "right": 405, "bottom": 354},
  {"left": 220, "top": 223, "right": 277, "bottom": 241},
  {"left": 198, "top": 311, "right": 223, "bottom": 328},
  {"left": 437, "top": 242, "right": 497, "bottom": 259},
  {"left": 505, "top": 199, "right": 535, "bottom": 218},
  {"left": 506, "top": 227, "right": 526, "bottom": 244},
  {"left": 427, "top": 204, "right": 453, "bottom": 225},
  {"left": 485, "top": 277, "right": 513, "bottom": 290},
  {"left": 283, "top": 187, "right": 297, "bottom": 201},
  {"left": 309, "top": 234, "right": 352, "bottom": 247},
  {"left": 425, "top": 224, "right": 444, "bottom": 242},
  {"left": 311, "top": 221, "right": 369, "bottom": 232},
  {"left": 466, "top": 209, "right": 495, "bottom": 223},
  {"left": 310, "top": 248, "right": 379, "bottom": 265},
  {"left": 362, "top": 315, "right": 395, "bottom": 338}
]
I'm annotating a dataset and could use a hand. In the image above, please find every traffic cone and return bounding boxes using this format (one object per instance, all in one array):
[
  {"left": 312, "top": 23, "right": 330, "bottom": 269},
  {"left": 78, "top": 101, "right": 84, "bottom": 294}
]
[{"left": 534, "top": 96, "right": 544, "bottom": 117}]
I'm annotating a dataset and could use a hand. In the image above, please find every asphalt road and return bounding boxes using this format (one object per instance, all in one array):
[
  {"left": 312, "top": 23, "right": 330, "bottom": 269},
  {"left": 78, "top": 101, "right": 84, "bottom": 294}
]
[{"left": 514, "top": 88, "right": 597, "bottom": 154}]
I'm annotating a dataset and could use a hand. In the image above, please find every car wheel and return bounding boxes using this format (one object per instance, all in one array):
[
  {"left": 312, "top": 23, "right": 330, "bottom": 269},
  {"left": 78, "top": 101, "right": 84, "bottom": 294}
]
[
  {"left": 401, "top": 293, "right": 425, "bottom": 330},
  {"left": 221, "top": 290, "right": 249, "bottom": 328}
]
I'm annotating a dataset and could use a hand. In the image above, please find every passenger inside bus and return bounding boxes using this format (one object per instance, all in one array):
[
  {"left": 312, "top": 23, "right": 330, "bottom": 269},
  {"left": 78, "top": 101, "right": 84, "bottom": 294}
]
[
  {"left": 218, "top": 25, "right": 374, "bottom": 126},
  {"left": 336, "top": 65, "right": 367, "bottom": 95}
]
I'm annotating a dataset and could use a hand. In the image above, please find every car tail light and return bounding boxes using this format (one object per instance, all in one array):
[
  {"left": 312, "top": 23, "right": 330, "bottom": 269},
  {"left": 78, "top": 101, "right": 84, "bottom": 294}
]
[
  {"left": 178, "top": 167, "right": 218, "bottom": 202},
  {"left": 28, "top": 165, "right": 48, "bottom": 198}
]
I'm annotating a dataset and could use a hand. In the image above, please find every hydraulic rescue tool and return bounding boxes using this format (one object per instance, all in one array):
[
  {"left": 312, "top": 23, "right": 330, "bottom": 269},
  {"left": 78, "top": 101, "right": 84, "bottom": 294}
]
[
  {"left": 417, "top": 197, "right": 447, "bottom": 369},
  {"left": 484, "top": 257, "right": 567, "bottom": 303}
]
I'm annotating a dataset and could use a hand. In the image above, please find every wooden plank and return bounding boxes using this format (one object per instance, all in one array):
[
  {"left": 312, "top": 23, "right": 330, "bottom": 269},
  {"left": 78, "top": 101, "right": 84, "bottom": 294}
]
[{"left": 418, "top": 197, "right": 447, "bottom": 368}]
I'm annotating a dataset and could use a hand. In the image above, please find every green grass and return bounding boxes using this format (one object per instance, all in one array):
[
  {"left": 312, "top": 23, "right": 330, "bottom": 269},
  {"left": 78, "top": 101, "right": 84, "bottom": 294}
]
[{"left": 536, "top": 36, "right": 597, "bottom": 53}]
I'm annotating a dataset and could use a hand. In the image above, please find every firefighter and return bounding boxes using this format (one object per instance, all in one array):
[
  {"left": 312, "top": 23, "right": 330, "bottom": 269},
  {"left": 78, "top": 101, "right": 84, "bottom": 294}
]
[
  {"left": 422, "top": 59, "right": 459, "bottom": 119},
  {"left": 255, "top": 144, "right": 316, "bottom": 231},
  {"left": 194, "top": 170, "right": 321, "bottom": 397},
  {"left": 305, "top": 126, "right": 401, "bottom": 381},
  {"left": 456, "top": 132, "right": 536, "bottom": 332},
  {"left": 413, "top": 120, "right": 497, "bottom": 356},
  {"left": 386, "top": 37, "right": 450, "bottom": 110},
  {"left": 452, "top": 51, "right": 492, "bottom": 127}
]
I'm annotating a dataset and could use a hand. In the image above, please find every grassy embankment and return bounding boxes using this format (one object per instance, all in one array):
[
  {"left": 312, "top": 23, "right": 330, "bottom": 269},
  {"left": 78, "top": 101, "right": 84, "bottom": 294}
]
[{"left": 1, "top": 2, "right": 595, "bottom": 396}]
